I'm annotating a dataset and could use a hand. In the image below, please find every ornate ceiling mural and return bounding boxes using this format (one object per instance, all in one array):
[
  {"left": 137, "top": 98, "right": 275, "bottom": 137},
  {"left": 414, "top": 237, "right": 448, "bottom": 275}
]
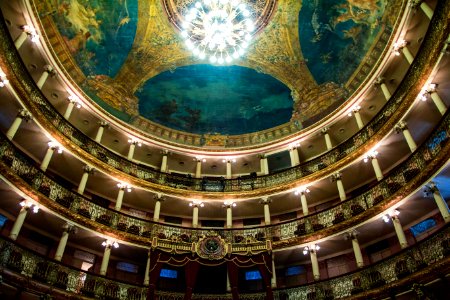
[
  {"left": 35, "top": 0, "right": 403, "bottom": 146},
  {"left": 50, "top": 0, "right": 138, "bottom": 78},
  {"left": 299, "top": 0, "right": 387, "bottom": 84},
  {"left": 136, "top": 65, "right": 292, "bottom": 134}
]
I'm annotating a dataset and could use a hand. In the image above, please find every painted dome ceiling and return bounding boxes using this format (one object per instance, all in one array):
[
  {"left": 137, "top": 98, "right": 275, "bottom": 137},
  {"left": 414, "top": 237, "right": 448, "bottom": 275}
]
[{"left": 34, "top": 0, "right": 403, "bottom": 141}]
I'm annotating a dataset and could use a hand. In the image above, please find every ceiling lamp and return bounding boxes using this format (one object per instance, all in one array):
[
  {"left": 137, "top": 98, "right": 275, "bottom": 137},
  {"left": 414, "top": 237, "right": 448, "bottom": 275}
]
[{"left": 181, "top": 0, "right": 255, "bottom": 64}]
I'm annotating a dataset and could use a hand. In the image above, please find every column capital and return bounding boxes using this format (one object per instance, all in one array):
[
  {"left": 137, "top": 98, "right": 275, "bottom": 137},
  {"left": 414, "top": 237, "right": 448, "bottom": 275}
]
[
  {"left": 117, "top": 182, "right": 132, "bottom": 192},
  {"left": 373, "top": 77, "right": 389, "bottom": 89},
  {"left": 17, "top": 109, "right": 33, "bottom": 121},
  {"left": 20, "top": 25, "right": 39, "bottom": 42},
  {"left": 153, "top": 194, "right": 166, "bottom": 202},
  {"left": 195, "top": 157, "right": 206, "bottom": 163},
  {"left": 62, "top": 222, "right": 77, "bottom": 234},
  {"left": 409, "top": 0, "right": 425, "bottom": 9},
  {"left": 189, "top": 200, "right": 204, "bottom": 208},
  {"left": 320, "top": 127, "right": 329, "bottom": 135},
  {"left": 98, "top": 121, "right": 109, "bottom": 128},
  {"left": 43, "top": 65, "right": 57, "bottom": 77},
  {"left": 363, "top": 150, "right": 379, "bottom": 162},
  {"left": 0, "top": 71, "right": 9, "bottom": 87},
  {"left": 67, "top": 95, "right": 82, "bottom": 107},
  {"left": 345, "top": 230, "right": 358, "bottom": 240},
  {"left": 161, "top": 149, "right": 169, "bottom": 155},
  {"left": 330, "top": 172, "right": 342, "bottom": 182},
  {"left": 424, "top": 181, "right": 439, "bottom": 195},
  {"left": 128, "top": 138, "right": 142, "bottom": 146},
  {"left": 258, "top": 153, "right": 267, "bottom": 159},
  {"left": 83, "top": 165, "right": 95, "bottom": 174},
  {"left": 348, "top": 105, "right": 361, "bottom": 116},
  {"left": 222, "top": 201, "right": 236, "bottom": 209},
  {"left": 393, "top": 39, "right": 408, "bottom": 54},
  {"left": 47, "top": 141, "right": 63, "bottom": 153},
  {"left": 394, "top": 121, "right": 408, "bottom": 133},
  {"left": 259, "top": 197, "right": 272, "bottom": 205}
]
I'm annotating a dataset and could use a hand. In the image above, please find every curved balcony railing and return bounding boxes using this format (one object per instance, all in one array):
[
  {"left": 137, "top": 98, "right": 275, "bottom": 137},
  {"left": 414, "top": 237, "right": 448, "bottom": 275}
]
[
  {"left": 0, "top": 106, "right": 448, "bottom": 248},
  {"left": 1, "top": 1, "right": 447, "bottom": 195},
  {"left": 0, "top": 226, "right": 448, "bottom": 300}
]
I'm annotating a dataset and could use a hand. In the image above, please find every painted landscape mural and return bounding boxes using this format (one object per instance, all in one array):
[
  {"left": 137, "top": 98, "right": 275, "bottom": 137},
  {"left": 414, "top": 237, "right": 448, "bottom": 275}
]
[{"left": 136, "top": 65, "right": 293, "bottom": 135}]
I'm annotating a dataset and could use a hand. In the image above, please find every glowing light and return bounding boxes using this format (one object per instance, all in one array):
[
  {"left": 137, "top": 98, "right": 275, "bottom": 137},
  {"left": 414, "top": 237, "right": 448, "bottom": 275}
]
[{"left": 181, "top": 0, "right": 254, "bottom": 64}]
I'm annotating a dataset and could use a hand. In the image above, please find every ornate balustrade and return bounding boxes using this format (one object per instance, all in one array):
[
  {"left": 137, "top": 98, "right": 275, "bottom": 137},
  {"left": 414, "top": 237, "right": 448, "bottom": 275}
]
[
  {"left": 0, "top": 226, "right": 448, "bottom": 300},
  {"left": 0, "top": 106, "right": 449, "bottom": 248},
  {"left": 1, "top": 0, "right": 448, "bottom": 197}
]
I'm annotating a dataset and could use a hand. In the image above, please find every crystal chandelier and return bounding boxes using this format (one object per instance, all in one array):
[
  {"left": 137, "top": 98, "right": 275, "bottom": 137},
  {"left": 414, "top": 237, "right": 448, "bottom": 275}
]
[{"left": 181, "top": 0, "right": 255, "bottom": 64}]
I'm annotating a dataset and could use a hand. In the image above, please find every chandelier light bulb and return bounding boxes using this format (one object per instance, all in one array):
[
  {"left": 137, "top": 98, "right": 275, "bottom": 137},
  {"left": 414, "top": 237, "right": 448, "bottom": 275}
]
[{"left": 182, "top": 0, "right": 254, "bottom": 64}]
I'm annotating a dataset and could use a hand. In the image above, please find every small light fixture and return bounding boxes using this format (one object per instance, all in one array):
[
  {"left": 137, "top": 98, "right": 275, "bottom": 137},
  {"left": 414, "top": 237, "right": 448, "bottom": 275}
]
[
  {"left": 48, "top": 141, "right": 64, "bottom": 154},
  {"left": 0, "top": 71, "right": 9, "bottom": 87},
  {"left": 117, "top": 182, "right": 132, "bottom": 192},
  {"left": 189, "top": 200, "right": 204, "bottom": 207},
  {"left": 223, "top": 200, "right": 236, "bottom": 207},
  {"left": 128, "top": 138, "right": 142, "bottom": 147},
  {"left": 19, "top": 200, "right": 39, "bottom": 213},
  {"left": 102, "top": 240, "right": 119, "bottom": 248},
  {"left": 222, "top": 158, "right": 236, "bottom": 163},
  {"left": 363, "top": 150, "right": 378, "bottom": 163},
  {"left": 348, "top": 105, "right": 361, "bottom": 117},
  {"left": 295, "top": 186, "right": 310, "bottom": 195},
  {"left": 68, "top": 94, "right": 82, "bottom": 109},
  {"left": 21, "top": 25, "right": 39, "bottom": 43}
]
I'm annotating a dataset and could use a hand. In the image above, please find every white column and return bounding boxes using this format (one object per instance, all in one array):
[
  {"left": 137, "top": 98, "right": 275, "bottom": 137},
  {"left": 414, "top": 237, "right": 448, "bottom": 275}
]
[
  {"left": 260, "top": 197, "right": 272, "bottom": 225},
  {"left": 427, "top": 183, "right": 449, "bottom": 222},
  {"left": 127, "top": 140, "right": 140, "bottom": 160},
  {"left": 395, "top": 122, "right": 417, "bottom": 152},
  {"left": 375, "top": 78, "right": 391, "bottom": 100},
  {"left": 115, "top": 187, "right": 125, "bottom": 211},
  {"left": 40, "top": 147, "right": 55, "bottom": 172},
  {"left": 412, "top": 1, "right": 434, "bottom": 19},
  {"left": 195, "top": 159, "right": 203, "bottom": 178},
  {"left": 349, "top": 233, "right": 364, "bottom": 268},
  {"left": 402, "top": 47, "right": 414, "bottom": 64},
  {"left": 14, "top": 31, "right": 28, "bottom": 49},
  {"left": 100, "top": 245, "right": 112, "bottom": 276},
  {"left": 63, "top": 101, "right": 75, "bottom": 120},
  {"left": 260, "top": 155, "right": 269, "bottom": 175},
  {"left": 54, "top": 224, "right": 74, "bottom": 261},
  {"left": 289, "top": 147, "right": 300, "bottom": 166},
  {"left": 428, "top": 90, "right": 447, "bottom": 116},
  {"left": 161, "top": 151, "right": 168, "bottom": 173},
  {"left": 14, "top": 26, "right": 38, "bottom": 49},
  {"left": 299, "top": 191, "right": 309, "bottom": 216},
  {"left": 144, "top": 250, "right": 151, "bottom": 286},
  {"left": 9, "top": 206, "right": 29, "bottom": 240},
  {"left": 193, "top": 206, "right": 199, "bottom": 228},
  {"left": 271, "top": 257, "right": 277, "bottom": 288},
  {"left": 349, "top": 106, "right": 364, "bottom": 129},
  {"left": 6, "top": 110, "right": 32, "bottom": 140},
  {"left": 226, "top": 160, "right": 232, "bottom": 179},
  {"left": 95, "top": 122, "right": 108, "bottom": 143},
  {"left": 371, "top": 157, "right": 383, "bottom": 181},
  {"left": 78, "top": 165, "right": 93, "bottom": 194},
  {"left": 332, "top": 173, "right": 346, "bottom": 201},
  {"left": 36, "top": 65, "right": 55, "bottom": 89},
  {"left": 392, "top": 215, "right": 408, "bottom": 249},
  {"left": 224, "top": 202, "right": 235, "bottom": 228},
  {"left": 190, "top": 201, "right": 203, "bottom": 228},
  {"left": 321, "top": 128, "right": 332, "bottom": 150},
  {"left": 310, "top": 249, "right": 320, "bottom": 280},
  {"left": 153, "top": 195, "right": 164, "bottom": 222}
]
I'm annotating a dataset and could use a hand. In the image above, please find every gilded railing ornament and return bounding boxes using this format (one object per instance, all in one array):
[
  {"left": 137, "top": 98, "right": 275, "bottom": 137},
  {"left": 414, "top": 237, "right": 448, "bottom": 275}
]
[{"left": 196, "top": 232, "right": 228, "bottom": 259}]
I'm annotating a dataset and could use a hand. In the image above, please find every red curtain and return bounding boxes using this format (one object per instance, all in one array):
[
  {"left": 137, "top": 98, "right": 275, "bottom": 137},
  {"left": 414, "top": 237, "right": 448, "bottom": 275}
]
[
  {"left": 184, "top": 261, "right": 200, "bottom": 300},
  {"left": 258, "top": 263, "right": 274, "bottom": 300},
  {"left": 147, "top": 256, "right": 163, "bottom": 300},
  {"left": 227, "top": 261, "right": 240, "bottom": 300}
]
